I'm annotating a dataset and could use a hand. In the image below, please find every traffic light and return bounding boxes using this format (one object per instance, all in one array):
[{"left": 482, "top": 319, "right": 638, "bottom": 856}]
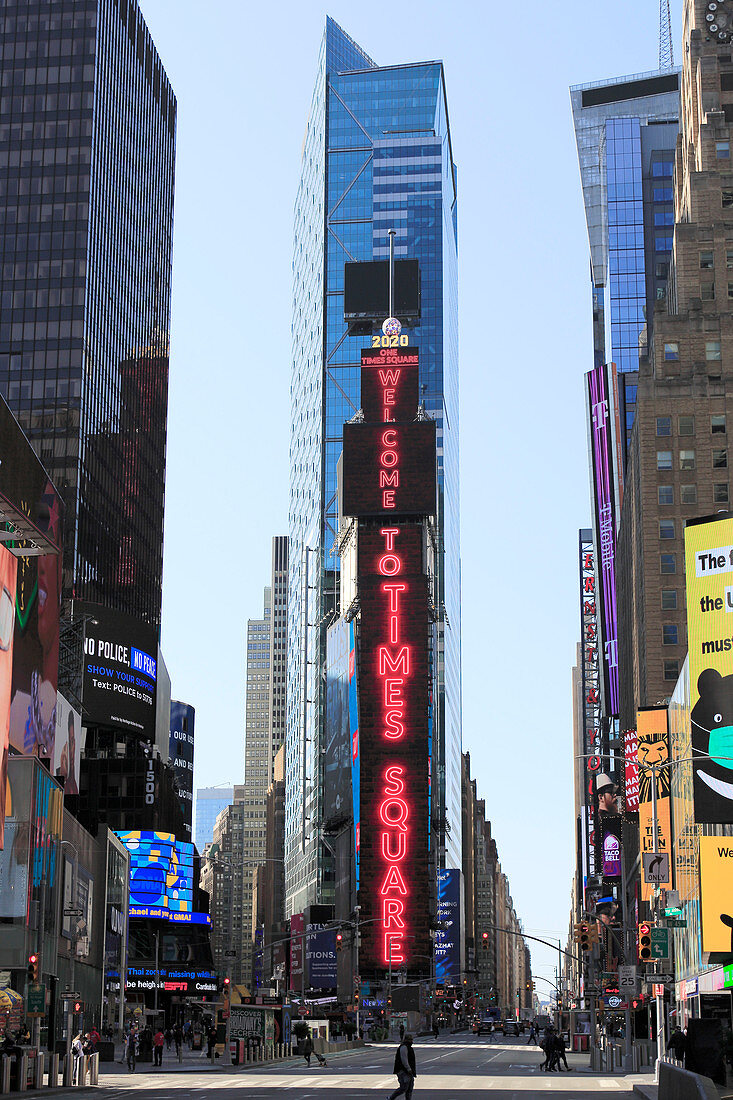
[
  {"left": 223, "top": 977, "right": 231, "bottom": 991},
  {"left": 481, "top": 931, "right": 489, "bottom": 949},
  {"left": 638, "top": 922, "right": 652, "bottom": 962},
  {"left": 336, "top": 932, "right": 343, "bottom": 951},
  {"left": 27, "top": 954, "right": 38, "bottom": 983},
  {"left": 354, "top": 989, "right": 360, "bottom": 1008},
  {"left": 578, "top": 922, "right": 591, "bottom": 951},
  {"left": 73, "top": 1001, "right": 83, "bottom": 1015}
]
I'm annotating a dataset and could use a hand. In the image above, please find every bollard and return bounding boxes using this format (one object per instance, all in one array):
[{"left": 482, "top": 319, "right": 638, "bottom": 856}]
[
  {"left": 89, "top": 1054, "right": 99, "bottom": 1086},
  {"left": 34, "top": 1053, "right": 44, "bottom": 1089},
  {"left": 1, "top": 1055, "right": 10, "bottom": 1095},
  {"left": 48, "top": 1052, "right": 59, "bottom": 1087},
  {"left": 18, "top": 1054, "right": 27, "bottom": 1092},
  {"left": 278, "top": 1043, "right": 282, "bottom": 1060},
  {"left": 63, "top": 1055, "right": 73, "bottom": 1087}
]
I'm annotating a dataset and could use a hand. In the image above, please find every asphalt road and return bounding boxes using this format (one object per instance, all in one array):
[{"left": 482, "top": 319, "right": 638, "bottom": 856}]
[{"left": 97, "top": 1034, "right": 655, "bottom": 1099}]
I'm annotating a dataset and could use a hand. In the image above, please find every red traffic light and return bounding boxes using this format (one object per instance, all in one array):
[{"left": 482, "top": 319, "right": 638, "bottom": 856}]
[
  {"left": 27, "top": 954, "right": 39, "bottom": 982},
  {"left": 73, "top": 1001, "right": 83, "bottom": 1014},
  {"left": 336, "top": 932, "right": 343, "bottom": 950},
  {"left": 223, "top": 977, "right": 230, "bottom": 986}
]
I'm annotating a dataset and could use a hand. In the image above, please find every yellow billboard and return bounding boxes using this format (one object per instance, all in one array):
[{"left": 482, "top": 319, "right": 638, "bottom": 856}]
[
  {"left": 699, "top": 835, "right": 733, "bottom": 952},
  {"left": 684, "top": 514, "right": 733, "bottom": 823},
  {"left": 637, "top": 707, "right": 672, "bottom": 900}
]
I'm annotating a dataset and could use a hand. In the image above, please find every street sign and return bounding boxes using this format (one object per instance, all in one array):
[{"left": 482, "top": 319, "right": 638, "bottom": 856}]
[
  {"left": 665, "top": 919, "right": 687, "bottom": 928},
  {"left": 650, "top": 928, "right": 669, "bottom": 959},
  {"left": 605, "top": 995, "right": 626, "bottom": 1009},
  {"left": 643, "top": 852, "right": 670, "bottom": 884},
  {"left": 63, "top": 908, "right": 83, "bottom": 917},
  {"left": 27, "top": 983, "right": 45, "bottom": 1016},
  {"left": 223, "top": 950, "right": 237, "bottom": 957},
  {"left": 61, "top": 991, "right": 81, "bottom": 999},
  {"left": 618, "top": 966, "right": 638, "bottom": 991},
  {"left": 298, "top": 1007, "right": 309, "bottom": 1017},
  {"left": 647, "top": 973, "right": 674, "bottom": 983}
]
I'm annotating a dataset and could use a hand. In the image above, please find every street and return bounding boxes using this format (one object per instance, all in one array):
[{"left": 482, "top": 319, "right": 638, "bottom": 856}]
[{"left": 96, "top": 1035, "right": 653, "bottom": 1099}]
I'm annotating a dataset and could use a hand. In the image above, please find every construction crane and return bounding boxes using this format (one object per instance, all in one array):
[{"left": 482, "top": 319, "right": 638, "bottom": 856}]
[{"left": 659, "top": 0, "right": 674, "bottom": 70}]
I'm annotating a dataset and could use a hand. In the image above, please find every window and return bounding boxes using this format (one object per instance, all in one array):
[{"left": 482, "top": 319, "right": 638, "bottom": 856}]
[
  {"left": 700, "top": 251, "right": 715, "bottom": 269},
  {"left": 656, "top": 236, "right": 673, "bottom": 251},
  {"left": 663, "top": 624, "right": 679, "bottom": 645},
  {"left": 724, "top": 191, "right": 733, "bottom": 208},
  {"left": 715, "top": 483, "right": 730, "bottom": 503},
  {"left": 681, "top": 484, "right": 697, "bottom": 504},
  {"left": 712, "top": 414, "right": 727, "bottom": 433},
  {"left": 656, "top": 261, "right": 669, "bottom": 278},
  {"left": 661, "top": 553, "right": 676, "bottom": 573},
  {"left": 664, "top": 660, "right": 680, "bottom": 681},
  {"left": 661, "top": 589, "right": 678, "bottom": 610},
  {"left": 653, "top": 161, "right": 674, "bottom": 177},
  {"left": 728, "top": 282, "right": 733, "bottom": 298},
  {"left": 713, "top": 449, "right": 728, "bottom": 468},
  {"left": 656, "top": 416, "right": 671, "bottom": 436},
  {"left": 659, "top": 520, "right": 675, "bottom": 539},
  {"left": 718, "top": 141, "right": 731, "bottom": 159},
  {"left": 658, "top": 485, "right": 674, "bottom": 504},
  {"left": 657, "top": 451, "right": 673, "bottom": 469},
  {"left": 679, "top": 415, "right": 695, "bottom": 435},
  {"left": 728, "top": 250, "right": 733, "bottom": 268},
  {"left": 655, "top": 210, "right": 674, "bottom": 226},
  {"left": 664, "top": 343, "right": 679, "bottom": 361},
  {"left": 654, "top": 187, "right": 674, "bottom": 202},
  {"left": 702, "top": 282, "right": 716, "bottom": 300},
  {"left": 680, "top": 450, "right": 696, "bottom": 469},
  {"left": 706, "top": 340, "right": 722, "bottom": 360}
]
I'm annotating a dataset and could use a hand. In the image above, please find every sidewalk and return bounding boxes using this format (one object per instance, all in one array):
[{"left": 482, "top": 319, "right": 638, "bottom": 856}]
[{"left": 101, "top": 1042, "right": 363, "bottom": 1078}]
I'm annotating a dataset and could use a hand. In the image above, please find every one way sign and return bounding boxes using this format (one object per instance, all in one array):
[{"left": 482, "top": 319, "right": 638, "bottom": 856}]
[{"left": 643, "top": 852, "right": 669, "bottom": 884}]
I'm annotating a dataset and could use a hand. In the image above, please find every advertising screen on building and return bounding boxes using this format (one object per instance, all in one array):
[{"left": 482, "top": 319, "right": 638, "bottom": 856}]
[
  {"left": 306, "top": 922, "right": 337, "bottom": 990},
  {"left": 601, "top": 816, "right": 622, "bottom": 881},
  {"left": 359, "top": 346, "right": 419, "bottom": 423},
  {"left": 80, "top": 603, "right": 158, "bottom": 738},
  {"left": 169, "top": 701, "right": 195, "bottom": 838},
  {"left": 684, "top": 514, "right": 733, "bottom": 823},
  {"left": 0, "top": 547, "right": 17, "bottom": 848},
  {"left": 324, "top": 619, "right": 352, "bottom": 823},
  {"left": 700, "top": 835, "right": 733, "bottom": 952},
  {"left": 623, "top": 728, "right": 639, "bottom": 813},
  {"left": 290, "top": 913, "right": 304, "bottom": 989},
  {"left": 636, "top": 707, "right": 671, "bottom": 900},
  {"left": 54, "top": 693, "right": 81, "bottom": 797},
  {"left": 116, "top": 830, "right": 210, "bottom": 925},
  {"left": 342, "top": 421, "right": 436, "bottom": 518},
  {"left": 357, "top": 523, "right": 431, "bottom": 971},
  {"left": 435, "top": 869, "right": 461, "bottom": 982},
  {"left": 343, "top": 259, "right": 420, "bottom": 319},
  {"left": 579, "top": 531, "right": 601, "bottom": 890}
]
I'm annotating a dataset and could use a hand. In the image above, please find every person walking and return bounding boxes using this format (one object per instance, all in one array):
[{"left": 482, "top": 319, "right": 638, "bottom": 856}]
[
  {"left": 165, "top": 1027, "right": 173, "bottom": 1051},
  {"left": 153, "top": 1028, "right": 165, "bottom": 1067},
  {"left": 207, "top": 1026, "right": 217, "bottom": 1060},
  {"left": 539, "top": 1028, "right": 552, "bottom": 1070},
  {"left": 667, "top": 1027, "right": 686, "bottom": 1065},
  {"left": 71, "top": 1034, "right": 84, "bottom": 1085},
  {"left": 174, "top": 1024, "right": 183, "bottom": 1063},
  {"left": 555, "top": 1031, "right": 571, "bottom": 1071},
  {"left": 302, "top": 1034, "right": 313, "bottom": 1067},
  {"left": 432, "top": 1020, "right": 439, "bottom": 1040},
  {"left": 527, "top": 1024, "right": 537, "bottom": 1045},
  {"left": 399, "top": 1023, "right": 405, "bottom": 1041},
  {"left": 388, "top": 1033, "right": 417, "bottom": 1100},
  {"left": 125, "top": 1029, "right": 137, "bottom": 1073}
]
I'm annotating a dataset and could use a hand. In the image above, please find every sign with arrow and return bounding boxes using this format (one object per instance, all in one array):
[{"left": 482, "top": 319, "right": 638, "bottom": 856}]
[{"left": 643, "top": 852, "right": 670, "bottom": 884}]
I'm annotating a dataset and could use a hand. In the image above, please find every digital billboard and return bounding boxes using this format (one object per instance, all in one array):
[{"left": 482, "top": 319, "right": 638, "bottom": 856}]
[
  {"left": 169, "top": 701, "right": 195, "bottom": 838},
  {"left": 0, "top": 547, "right": 17, "bottom": 848},
  {"left": 306, "top": 922, "right": 337, "bottom": 990},
  {"left": 0, "top": 397, "right": 64, "bottom": 776},
  {"left": 348, "top": 620, "right": 360, "bottom": 888},
  {"left": 116, "top": 830, "right": 210, "bottom": 925},
  {"left": 343, "top": 259, "right": 420, "bottom": 320},
  {"left": 600, "top": 815, "right": 622, "bottom": 881},
  {"left": 435, "top": 869, "right": 461, "bottom": 982},
  {"left": 80, "top": 603, "right": 158, "bottom": 738},
  {"left": 684, "top": 514, "right": 733, "bottom": 822},
  {"left": 359, "top": 346, "right": 419, "bottom": 423},
  {"left": 290, "top": 913, "right": 304, "bottom": 990},
  {"left": 579, "top": 532, "right": 601, "bottom": 889},
  {"left": 324, "top": 619, "right": 352, "bottom": 823},
  {"left": 636, "top": 707, "right": 671, "bottom": 900},
  {"left": 342, "top": 421, "right": 436, "bottom": 518},
  {"left": 53, "top": 693, "right": 81, "bottom": 797},
  {"left": 623, "top": 728, "right": 640, "bottom": 813},
  {"left": 699, "top": 836, "right": 733, "bottom": 952}
]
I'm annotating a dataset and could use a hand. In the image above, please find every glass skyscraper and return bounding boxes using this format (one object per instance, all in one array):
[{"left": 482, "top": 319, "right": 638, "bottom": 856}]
[
  {"left": 287, "top": 18, "right": 461, "bottom": 916},
  {"left": 570, "top": 70, "right": 679, "bottom": 447},
  {"left": 0, "top": 0, "right": 175, "bottom": 627}
]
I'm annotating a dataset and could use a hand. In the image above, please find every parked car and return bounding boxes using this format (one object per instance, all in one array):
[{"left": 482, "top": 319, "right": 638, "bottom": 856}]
[{"left": 503, "top": 1020, "right": 519, "bottom": 1036}]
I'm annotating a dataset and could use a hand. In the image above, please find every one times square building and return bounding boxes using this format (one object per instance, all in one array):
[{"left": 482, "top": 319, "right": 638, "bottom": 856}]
[
  {"left": 0, "top": 0, "right": 175, "bottom": 628},
  {"left": 287, "top": 18, "right": 461, "bottom": 917}
]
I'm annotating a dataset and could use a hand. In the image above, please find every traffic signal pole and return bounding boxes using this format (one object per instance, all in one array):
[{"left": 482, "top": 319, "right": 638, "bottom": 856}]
[{"left": 651, "top": 762, "right": 665, "bottom": 1081}]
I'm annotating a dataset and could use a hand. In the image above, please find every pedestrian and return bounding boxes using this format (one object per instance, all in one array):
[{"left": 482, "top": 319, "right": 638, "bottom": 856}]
[
  {"left": 302, "top": 1033, "right": 313, "bottom": 1067},
  {"left": 174, "top": 1024, "right": 183, "bottom": 1063},
  {"left": 88, "top": 1025, "right": 100, "bottom": 1050},
  {"left": 667, "top": 1027, "right": 687, "bottom": 1064},
  {"left": 539, "top": 1028, "right": 551, "bottom": 1070},
  {"left": 432, "top": 1019, "right": 439, "bottom": 1040},
  {"left": 388, "top": 1033, "right": 417, "bottom": 1100},
  {"left": 71, "top": 1034, "right": 84, "bottom": 1085},
  {"left": 125, "top": 1030, "right": 137, "bottom": 1072},
  {"left": 527, "top": 1024, "right": 537, "bottom": 1045},
  {"left": 207, "top": 1026, "right": 217, "bottom": 1059},
  {"left": 555, "top": 1031, "right": 571, "bottom": 1071},
  {"left": 165, "top": 1026, "right": 173, "bottom": 1051},
  {"left": 399, "top": 1023, "right": 405, "bottom": 1041},
  {"left": 153, "top": 1027, "right": 165, "bottom": 1067}
]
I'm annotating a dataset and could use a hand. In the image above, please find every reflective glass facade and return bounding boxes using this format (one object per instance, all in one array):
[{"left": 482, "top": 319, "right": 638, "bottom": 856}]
[
  {"left": 287, "top": 18, "right": 461, "bottom": 915},
  {"left": 0, "top": 0, "right": 175, "bottom": 628}
]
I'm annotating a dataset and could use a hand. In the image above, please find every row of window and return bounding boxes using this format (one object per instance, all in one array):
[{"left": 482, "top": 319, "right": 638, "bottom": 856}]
[
  {"left": 657, "top": 449, "right": 727, "bottom": 469},
  {"left": 659, "top": 483, "right": 729, "bottom": 504},
  {"left": 664, "top": 341, "right": 721, "bottom": 360},
  {"left": 656, "top": 414, "right": 725, "bottom": 435}
]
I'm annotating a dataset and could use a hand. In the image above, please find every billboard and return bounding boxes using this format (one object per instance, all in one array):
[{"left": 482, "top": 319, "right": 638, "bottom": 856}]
[
  {"left": 359, "top": 346, "right": 419, "bottom": 423},
  {"left": 435, "top": 869, "right": 461, "bottom": 982},
  {"left": 349, "top": 621, "right": 360, "bottom": 888},
  {"left": 342, "top": 421, "right": 436, "bottom": 518},
  {"left": 343, "top": 259, "right": 420, "bottom": 320},
  {"left": 306, "top": 922, "right": 337, "bottom": 990},
  {"left": 116, "top": 830, "right": 210, "bottom": 925},
  {"left": 169, "top": 701, "right": 195, "bottom": 838},
  {"left": 636, "top": 707, "right": 671, "bottom": 900},
  {"left": 600, "top": 816, "right": 622, "bottom": 881},
  {"left": 586, "top": 364, "right": 622, "bottom": 715},
  {"left": 623, "top": 728, "right": 640, "bottom": 813},
  {"left": 290, "top": 913, "right": 304, "bottom": 990},
  {"left": 324, "top": 619, "right": 352, "bottom": 823},
  {"left": 579, "top": 531, "right": 601, "bottom": 888},
  {"left": 684, "top": 514, "right": 733, "bottom": 822},
  {"left": 0, "top": 548, "right": 17, "bottom": 848},
  {"left": 80, "top": 604, "right": 158, "bottom": 738},
  {"left": 700, "top": 836, "right": 733, "bottom": 952},
  {"left": 53, "top": 693, "right": 81, "bottom": 796}
]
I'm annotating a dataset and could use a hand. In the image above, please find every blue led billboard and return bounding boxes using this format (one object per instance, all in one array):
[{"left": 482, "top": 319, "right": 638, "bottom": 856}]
[
  {"left": 116, "top": 830, "right": 210, "bottom": 925},
  {"left": 435, "top": 868, "right": 461, "bottom": 982}
]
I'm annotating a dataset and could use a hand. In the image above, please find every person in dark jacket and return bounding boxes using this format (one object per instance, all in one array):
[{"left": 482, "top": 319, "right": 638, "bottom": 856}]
[
  {"left": 389, "top": 1034, "right": 417, "bottom": 1100},
  {"left": 667, "top": 1028, "right": 686, "bottom": 1063}
]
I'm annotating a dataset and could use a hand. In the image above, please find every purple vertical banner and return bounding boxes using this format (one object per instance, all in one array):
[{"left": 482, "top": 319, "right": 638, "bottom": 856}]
[{"left": 587, "top": 365, "right": 620, "bottom": 716}]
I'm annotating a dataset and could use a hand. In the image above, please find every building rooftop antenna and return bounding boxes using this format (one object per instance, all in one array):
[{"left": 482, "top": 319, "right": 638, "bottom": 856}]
[{"left": 659, "top": 0, "right": 674, "bottom": 70}]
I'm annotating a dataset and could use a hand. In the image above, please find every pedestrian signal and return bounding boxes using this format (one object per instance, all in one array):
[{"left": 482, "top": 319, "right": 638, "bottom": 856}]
[
  {"left": 73, "top": 1001, "right": 83, "bottom": 1014},
  {"left": 27, "top": 954, "right": 39, "bottom": 983},
  {"left": 336, "top": 932, "right": 343, "bottom": 951},
  {"left": 638, "top": 922, "right": 652, "bottom": 961}
]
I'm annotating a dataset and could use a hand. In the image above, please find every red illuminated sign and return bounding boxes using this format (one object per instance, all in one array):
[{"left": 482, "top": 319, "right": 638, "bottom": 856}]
[
  {"left": 342, "top": 422, "right": 436, "bottom": 517},
  {"left": 360, "top": 346, "right": 419, "bottom": 423},
  {"left": 357, "top": 524, "right": 431, "bottom": 970}
]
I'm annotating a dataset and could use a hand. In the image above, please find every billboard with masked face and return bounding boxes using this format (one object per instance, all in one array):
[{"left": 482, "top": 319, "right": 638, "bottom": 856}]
[{"left": 684, "top": 514, "right": 733, "bottom": 822}]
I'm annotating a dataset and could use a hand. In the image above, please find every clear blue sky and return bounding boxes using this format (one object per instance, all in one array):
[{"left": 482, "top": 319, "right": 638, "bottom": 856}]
[{"left": 139, "top": 0, "right": 681, "bottom": 987}]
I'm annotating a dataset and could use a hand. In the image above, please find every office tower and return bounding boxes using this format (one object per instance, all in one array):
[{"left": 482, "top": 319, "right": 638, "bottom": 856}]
[
  {"left": 571, "top": 71, "right": 680, "bottom": 449},
  {"left": 617, "top": 0, "right": 733, "bottom": 727},
  {"left": 201, "top": 785, "right": 246, "bottom": 984},
  {"left": 195, "top": 785, "right": 234, "bottom": 853},
  {"left": 287, "top": 17, "right": 461, "bottom": 918},
  {"left": 0, "top": 0, "right": 176, "bottom": 627}
]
